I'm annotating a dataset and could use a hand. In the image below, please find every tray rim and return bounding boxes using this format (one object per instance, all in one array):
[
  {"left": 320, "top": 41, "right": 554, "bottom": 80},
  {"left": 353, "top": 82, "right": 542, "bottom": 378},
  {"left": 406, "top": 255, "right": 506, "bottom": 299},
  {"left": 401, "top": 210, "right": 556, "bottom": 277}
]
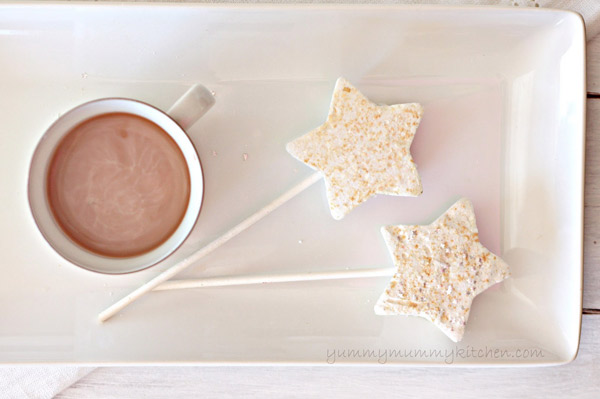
[{"left": 0, "top": 1, "right": 586, "bottom": 366}]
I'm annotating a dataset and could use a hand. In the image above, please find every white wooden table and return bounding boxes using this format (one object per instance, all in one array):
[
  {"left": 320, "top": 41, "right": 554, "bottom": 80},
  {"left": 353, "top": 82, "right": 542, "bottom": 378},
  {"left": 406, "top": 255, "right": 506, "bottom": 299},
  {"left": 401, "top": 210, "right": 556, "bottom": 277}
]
[{"left": 56, "top": 29, "right": 600, "bottom": 399}]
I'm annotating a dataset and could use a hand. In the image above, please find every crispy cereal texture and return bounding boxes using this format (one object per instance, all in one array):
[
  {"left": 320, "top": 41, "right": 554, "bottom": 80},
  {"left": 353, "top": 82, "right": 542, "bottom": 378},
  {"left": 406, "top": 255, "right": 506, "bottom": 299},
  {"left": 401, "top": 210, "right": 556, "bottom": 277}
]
[
  {"left": 374, "top": 198, "right": 511, "bottom": 342},
  {"left": 286, "top": 77, "right": 423, "bottom": 220}
]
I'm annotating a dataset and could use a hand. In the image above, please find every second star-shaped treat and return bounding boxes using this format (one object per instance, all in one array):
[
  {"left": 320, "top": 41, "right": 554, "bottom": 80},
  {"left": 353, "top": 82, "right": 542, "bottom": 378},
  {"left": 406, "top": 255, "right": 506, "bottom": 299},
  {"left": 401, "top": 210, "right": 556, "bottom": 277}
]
[
  {"left": 286, "top": 77, "right": 424, "bottom": 220},
  {"left": 374, "top": 198, "right": 511, "bottom": 342}
]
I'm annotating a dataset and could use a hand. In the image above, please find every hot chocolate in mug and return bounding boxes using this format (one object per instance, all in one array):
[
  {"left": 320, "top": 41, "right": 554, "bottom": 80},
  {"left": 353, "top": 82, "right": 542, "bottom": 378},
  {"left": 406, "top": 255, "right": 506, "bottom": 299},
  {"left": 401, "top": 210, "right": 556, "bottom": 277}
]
[{"left": 28, "top": 84, "right": 215, "bottom": 274}]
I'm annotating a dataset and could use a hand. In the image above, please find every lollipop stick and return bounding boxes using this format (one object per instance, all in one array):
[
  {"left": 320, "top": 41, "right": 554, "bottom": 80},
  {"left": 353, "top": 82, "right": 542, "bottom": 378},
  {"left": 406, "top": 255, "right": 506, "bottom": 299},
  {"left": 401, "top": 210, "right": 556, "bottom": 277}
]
[
  {"left": 153, "top": 267, "right": 396, "bottom": 291},
  {"left": 98, "top": 172, "right": 321, "bottom": 323}
]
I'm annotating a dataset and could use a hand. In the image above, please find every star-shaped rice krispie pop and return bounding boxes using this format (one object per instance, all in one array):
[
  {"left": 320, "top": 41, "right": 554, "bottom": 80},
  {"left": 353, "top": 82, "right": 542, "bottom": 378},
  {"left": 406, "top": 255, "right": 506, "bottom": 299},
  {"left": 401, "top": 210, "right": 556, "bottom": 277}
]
[
  {"left": 375, "top": 198, "right": 511, "bottom": 342},
  {"left": 286, "top": 77, "right": 424, "bottom": 220}
]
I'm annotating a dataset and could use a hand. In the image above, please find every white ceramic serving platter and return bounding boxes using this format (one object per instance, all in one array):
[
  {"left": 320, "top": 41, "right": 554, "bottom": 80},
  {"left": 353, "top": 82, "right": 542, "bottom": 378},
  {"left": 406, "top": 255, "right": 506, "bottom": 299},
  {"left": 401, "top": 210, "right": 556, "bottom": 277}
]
[{"left": 0, "top": 3, "right": 584, "bottom": 365}]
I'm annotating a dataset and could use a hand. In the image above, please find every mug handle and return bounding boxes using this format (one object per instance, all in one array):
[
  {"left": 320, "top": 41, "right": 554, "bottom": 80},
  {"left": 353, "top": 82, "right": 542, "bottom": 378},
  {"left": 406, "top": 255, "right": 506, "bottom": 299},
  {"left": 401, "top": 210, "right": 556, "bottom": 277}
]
[{"left": 167, "top": 84, "right": 216, "bottom": 130}]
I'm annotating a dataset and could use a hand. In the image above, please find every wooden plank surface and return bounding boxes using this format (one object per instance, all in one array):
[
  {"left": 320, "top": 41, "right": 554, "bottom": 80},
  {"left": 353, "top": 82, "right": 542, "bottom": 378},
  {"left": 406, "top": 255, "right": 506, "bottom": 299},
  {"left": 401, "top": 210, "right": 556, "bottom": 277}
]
[
  {"left": 584, "top": 99, "right": 600, "bottom": 311},
  {"left": 56, "top": 315, "right": 599, "bottom": 399},
  {"left": 588, "top": 36, "right": 600, "bottom": 95}
]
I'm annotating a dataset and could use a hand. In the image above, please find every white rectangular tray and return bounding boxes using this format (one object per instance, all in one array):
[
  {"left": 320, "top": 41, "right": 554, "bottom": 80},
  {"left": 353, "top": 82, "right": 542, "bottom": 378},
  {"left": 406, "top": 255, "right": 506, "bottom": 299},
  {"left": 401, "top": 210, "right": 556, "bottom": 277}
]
[{"left": 0, "top": 3, "right": 584, "bottom": 365}]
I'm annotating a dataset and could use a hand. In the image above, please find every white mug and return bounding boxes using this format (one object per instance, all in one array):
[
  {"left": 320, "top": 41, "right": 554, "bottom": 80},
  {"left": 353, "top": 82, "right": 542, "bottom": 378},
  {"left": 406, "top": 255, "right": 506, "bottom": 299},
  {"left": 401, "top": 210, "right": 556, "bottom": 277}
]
[{"left": 28, "top": 85, "right": 215, "bottom": 274}]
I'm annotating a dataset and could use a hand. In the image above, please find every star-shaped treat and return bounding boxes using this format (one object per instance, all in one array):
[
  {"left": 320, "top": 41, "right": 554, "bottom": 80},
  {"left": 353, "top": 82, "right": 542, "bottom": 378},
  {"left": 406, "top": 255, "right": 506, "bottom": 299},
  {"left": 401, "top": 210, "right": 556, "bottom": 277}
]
[
  {"left": 286, "top": 77, "right": 424, "bottom": 220},
  {"left": 374, "top": 198, "right": 510, "bottom": 342}
]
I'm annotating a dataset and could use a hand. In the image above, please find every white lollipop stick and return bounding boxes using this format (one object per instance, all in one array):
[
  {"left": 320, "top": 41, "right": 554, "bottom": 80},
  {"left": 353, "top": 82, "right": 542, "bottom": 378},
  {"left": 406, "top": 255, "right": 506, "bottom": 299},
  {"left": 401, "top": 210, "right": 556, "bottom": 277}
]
[
  {"left": 153, "top": 267, "right": 397, "bottom": 291},
  {"left": 98, "top": 172, "right": 322, "bottom": 323}
]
